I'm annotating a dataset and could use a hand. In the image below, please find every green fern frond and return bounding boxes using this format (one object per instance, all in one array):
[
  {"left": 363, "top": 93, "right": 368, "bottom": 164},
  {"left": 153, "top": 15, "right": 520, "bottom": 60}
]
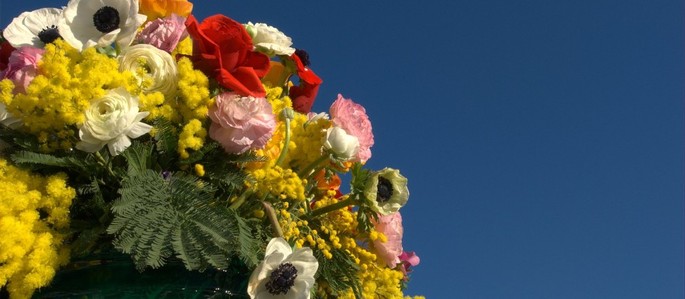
[
  {"left": 316, "top": 248, "right": 362, "bottom": 298},
  {"left": 120, "top": 141, "right": 153, "bottom": 175},
  {"left": 107, "top": 170, "right": 261, "bottom": 271},
  {"left": 11, "top": 150, "right": 91, "bottom": 173}
]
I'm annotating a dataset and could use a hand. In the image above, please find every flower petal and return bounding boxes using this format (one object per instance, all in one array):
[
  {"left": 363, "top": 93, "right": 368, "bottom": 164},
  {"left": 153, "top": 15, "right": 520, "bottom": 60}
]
[
  {"left": 126, "top": 120, "right": 152, "bottom": 138},
  {"left": 107, "top": 134, "right": 131, "bottom": 156},
  {"left": 285, "top": 247, "right": 318, "bottom": 279}
]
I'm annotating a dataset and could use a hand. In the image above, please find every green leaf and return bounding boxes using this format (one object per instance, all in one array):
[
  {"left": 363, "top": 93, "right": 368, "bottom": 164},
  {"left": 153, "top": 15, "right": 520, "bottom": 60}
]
[
  {"left": 11, "top": 151, "right": 90, "bottom": 172},
  {"left": 107, "top": 170, "right": 261, "bottom": 271},
  {"left": 120, "top": 141, "right": 153, "bottom": 175}
]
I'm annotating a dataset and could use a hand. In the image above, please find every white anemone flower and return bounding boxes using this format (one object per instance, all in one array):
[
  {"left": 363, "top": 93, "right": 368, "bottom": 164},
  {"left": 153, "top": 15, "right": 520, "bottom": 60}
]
[
  {"left": 363, "top": 168, "right": 410, "bottom": 215},
  {"left": 2, "top": 8, "right": 63, "bottom": 48},
  {"left": 248, "top": 238, "right": 318, "bottom": 299},
  {"left": 76, "top": 87, "right": 152, "bottom": 156},
  {"left": 58, "top": 0, "right": 147, "bottom": 51}
]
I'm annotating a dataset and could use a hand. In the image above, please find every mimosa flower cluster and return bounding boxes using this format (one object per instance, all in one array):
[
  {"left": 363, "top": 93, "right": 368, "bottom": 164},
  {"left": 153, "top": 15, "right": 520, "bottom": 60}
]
[{"left": 0, "top": 0, "right": 421, "bottom": 298}]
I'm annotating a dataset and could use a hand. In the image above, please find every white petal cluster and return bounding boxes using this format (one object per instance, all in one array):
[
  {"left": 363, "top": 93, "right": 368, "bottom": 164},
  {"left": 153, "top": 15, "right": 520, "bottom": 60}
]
[
  {"left": 245, "top": 22, "right": 296, "bottom": 56},
  {"left": 58, "top": 0, "right": 147, "bottom": 51},
  {"left": 323, "top": 126, "right": 359, "bottom": 161},
  {"left": 3, "top": 8, "right": 63, "bottom": 48},
  {"left": 248, "top": 238, "right": 318, "bottom": 299},
  {"left": 76, "top": 88, "right": 152, "bottom": 156},
  {"left": 119, "top": 44, "right": 178, "bottom": 97}
]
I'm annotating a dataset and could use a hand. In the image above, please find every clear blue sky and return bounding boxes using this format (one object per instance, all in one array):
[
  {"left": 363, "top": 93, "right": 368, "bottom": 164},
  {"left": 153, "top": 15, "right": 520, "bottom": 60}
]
[{"left": 2, "top": 1, "right": 683, "bottom": 298}]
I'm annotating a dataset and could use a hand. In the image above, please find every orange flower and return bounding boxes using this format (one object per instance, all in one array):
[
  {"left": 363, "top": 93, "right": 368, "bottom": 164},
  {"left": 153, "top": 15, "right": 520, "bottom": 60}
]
[
  {"left": 139, "top": 0, "right": 193, "bottom": 21},
  {"left": 314, "top": 169, "right": 341, "bottom": 191}
]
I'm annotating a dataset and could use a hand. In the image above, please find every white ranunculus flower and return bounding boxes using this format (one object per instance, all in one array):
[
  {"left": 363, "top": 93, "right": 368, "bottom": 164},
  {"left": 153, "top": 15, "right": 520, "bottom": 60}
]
[
  {"left": 76, "top": 87, "right": 152, "bottom": 156},
  {"left": 119, "top": 44, "right": 178, "bottom": 97},
  {"left": 0, "top": 104, "right": 21, "bottom": 129},
  {"left": 244, "top": 22, "right": 296, "bottom": 56},
  {"left": 248, "top": 238, "right": 318, "bottom": 299},
  {"left": 58, "top": 0, "right": 147, "bottom": 51},
  {"left": 3, "top": 8, "right": 63, "bottom": 48},
  {"left": 323, "top": 126, "right": 359, "bottom": 161},
  {"left": 363, "top": 168, "right": 410, "bottom": 215}
]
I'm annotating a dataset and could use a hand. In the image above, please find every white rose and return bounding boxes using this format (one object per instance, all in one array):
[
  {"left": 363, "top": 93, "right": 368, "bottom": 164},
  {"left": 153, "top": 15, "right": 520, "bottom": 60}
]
[
  {"left": 323, "top": 126, "right": 359, "bottom": 161},
  {"left": 244, "top": 22, "right": 296, "bottom": 56},
  {"left": 119, "top": 44, "right": 178, "bottom": 97},
  {"left": 77, "top": 87, "right": 152, "bottom": 156}
]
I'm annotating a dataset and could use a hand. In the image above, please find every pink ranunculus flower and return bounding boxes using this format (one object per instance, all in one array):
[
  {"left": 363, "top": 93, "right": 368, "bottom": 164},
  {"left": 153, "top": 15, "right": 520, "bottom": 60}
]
[
  {"left": 372, "top": 212, "right": 403, "bottom": 268},
  {"left": 0, "top": 46, "right": 44, "bottom": 93},
  {"left": 208, "top": 92, "right": 276, "bottom": 154},
  {"left": 136, "top": 14, "right": 188, "bottom": 52},
  {"left": 329, "top": 94, "right": 374, "bottom": 163}
]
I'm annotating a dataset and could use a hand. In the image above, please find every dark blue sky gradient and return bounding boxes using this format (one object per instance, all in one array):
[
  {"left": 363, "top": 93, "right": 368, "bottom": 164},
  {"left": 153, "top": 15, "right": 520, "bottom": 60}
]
[{"left": 2, "top": 1, "right": 683, "bottom": 298}]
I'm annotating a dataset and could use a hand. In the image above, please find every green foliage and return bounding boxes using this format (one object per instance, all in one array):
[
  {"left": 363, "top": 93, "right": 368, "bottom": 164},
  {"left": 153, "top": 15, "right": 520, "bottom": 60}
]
[
  {"left": 10, "top": 150, "right": 92, "bottom": 174},
  {"left": 107, "top": 169, "right": 261, "bottom": 271},
  {"left": 151, "top": 119, "right": 180, "bottom": 170},
  {"left": 315, "top": 248, "right": 362, "bottom": 298}
]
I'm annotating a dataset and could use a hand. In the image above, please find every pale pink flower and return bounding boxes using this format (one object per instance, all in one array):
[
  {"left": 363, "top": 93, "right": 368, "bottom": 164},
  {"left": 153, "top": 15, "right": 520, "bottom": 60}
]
[
  {"left": 372, "top": 212, "right": 403, "bottom": 268},
  {"left": 0, "top": 46, "right": 44, "bottom": 93},
  {"left": 208, "top": 92, "right": 276, "bottom": 154},
  {"left": 136, "top": 14, "right": 188, "bottom": 52},
  {"left": 329, "top": 94, "right": 374, "bottom": 163}
]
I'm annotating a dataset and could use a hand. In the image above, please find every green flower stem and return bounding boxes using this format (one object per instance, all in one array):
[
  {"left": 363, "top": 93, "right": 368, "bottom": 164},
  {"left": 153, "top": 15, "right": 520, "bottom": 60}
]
[
  {"left": 94, "top": 151, "right": 115, "bottom": 177},
  {"left": 297, "top": 155, "right": 329, "bottom": 178},
  {"left": 305, "top": 196, "right": 358, "bottom": 220},
  {"left": 229, "top": 190, "right": 253, "bottom": 210},
  {"left": 274, "top": 115, "right": 292, "bottom": 167},
  {"left": 262, "top": 201, "right": 284, "bottom": 238}
]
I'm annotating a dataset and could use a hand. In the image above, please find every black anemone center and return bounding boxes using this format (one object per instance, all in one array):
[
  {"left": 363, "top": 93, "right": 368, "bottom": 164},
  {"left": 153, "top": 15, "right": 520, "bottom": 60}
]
[
  {"left": 38, "top": 25, "right": 61, "bottom": 44},
  {"left": 265, "top": 263, "right": 298, "bottom": 295},
  {"left": 377, "top": 177, "right": 394, "bottom": 203},
  {"left": 93, "top": 6, "right": 120, "bottom": 33},
  {"left": 295, "top": 49, "right": 311, "bottom": 67}
]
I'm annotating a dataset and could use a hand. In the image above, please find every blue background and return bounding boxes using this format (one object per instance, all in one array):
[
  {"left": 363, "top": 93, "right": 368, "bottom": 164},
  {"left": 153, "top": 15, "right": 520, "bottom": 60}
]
[{"left": 2, "top": 1, "right": 683, "bottom": 298}]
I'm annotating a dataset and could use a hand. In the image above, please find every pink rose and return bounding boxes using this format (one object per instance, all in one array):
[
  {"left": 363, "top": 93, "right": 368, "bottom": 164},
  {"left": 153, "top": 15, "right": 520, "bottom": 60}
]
[
  {"left": 372, "top": 212, "right": 403, "bottom": 268},
  {"left": 136, "top": 14, "right": 188, "bottom": 52},
  {"left": 0, "top": 46, "right": 43, "bottom": 93},
  {"left": 329, "top": 94, "right": 374, "bottom": 163},
  {"left": 208, "top": 92, "right": 276, "bottom": 154}
]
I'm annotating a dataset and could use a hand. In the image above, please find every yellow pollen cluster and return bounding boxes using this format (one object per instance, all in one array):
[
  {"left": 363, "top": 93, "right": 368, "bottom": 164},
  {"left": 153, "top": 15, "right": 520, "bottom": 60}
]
[
  {"left": 178, "top": 119, "right": 207, "bottom": 159},
  {"left": 0, "top": 158, "right": 75, "bottom": 298},
  {"left": 247, "top": 166, "right": 306, "bottom": 202},
  {"left": 0, "top": 39, "right": 137, "bottom": 151}
]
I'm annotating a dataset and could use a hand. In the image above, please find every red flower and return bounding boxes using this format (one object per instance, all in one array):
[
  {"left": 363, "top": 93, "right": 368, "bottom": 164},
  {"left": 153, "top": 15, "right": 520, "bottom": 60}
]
[
  {"left": 289, "top": 51, "right": 322, "bottom": 114},
  {"left": 185, "top": 14, "right": 270, "bottom": 97},
  {"left": 0, "top": 40, "right": 15, "bottom": 71}
]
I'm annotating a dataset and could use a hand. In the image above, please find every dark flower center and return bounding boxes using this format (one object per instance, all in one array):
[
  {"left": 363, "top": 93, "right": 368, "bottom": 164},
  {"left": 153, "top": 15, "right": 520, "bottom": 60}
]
[
  {"left": 377, "top": 177, "right": 394, "bottom": 203},
  {"left": 93, "top": 6, "right": 120, "bottom": 33},
  {"left": 265, "top": 262, "right": 298, "bottom": 295},
  {"left": 38, "top": 25, "right": 61, "bottom": 44},
  {"left": 295, "top": 49, "right": 311, "bottom": 67}
]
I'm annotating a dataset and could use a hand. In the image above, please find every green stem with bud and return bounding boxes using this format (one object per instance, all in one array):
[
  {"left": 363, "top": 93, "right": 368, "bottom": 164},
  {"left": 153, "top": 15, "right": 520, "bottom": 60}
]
[
  {"left": 262, "top": 201, "right": 284, "bottom": 238},
  {"left": 298, "top": 155, "right": 329, "bottom": 178},
  {"left": 275, "top": 108, "right": 294, "bottom": 167},
  {"left": 305, "top": 196, "right": 358, "bottom": 220}
]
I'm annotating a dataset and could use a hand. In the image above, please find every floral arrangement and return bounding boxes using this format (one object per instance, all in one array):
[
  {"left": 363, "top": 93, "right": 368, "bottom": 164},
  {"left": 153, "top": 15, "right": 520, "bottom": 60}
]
[{"left": 0, "top": 0, "right": 421, "bottom": 298}]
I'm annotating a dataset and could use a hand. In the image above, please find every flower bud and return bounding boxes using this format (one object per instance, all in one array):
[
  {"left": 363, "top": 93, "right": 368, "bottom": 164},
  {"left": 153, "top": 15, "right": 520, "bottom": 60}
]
[{"left": 323, "top": 126, "right": 359, "bottom": 161}]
